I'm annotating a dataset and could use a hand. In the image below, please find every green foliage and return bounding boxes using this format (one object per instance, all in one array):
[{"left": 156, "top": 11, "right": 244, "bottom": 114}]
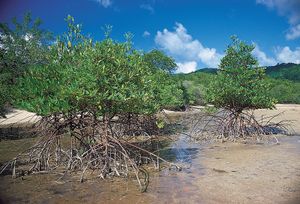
[
  {"left": 15, "top": 16, "right": 159, "bottom": 117},
  {"left": 203, "top": 105, "right": 217, "bottom": 114},
  {"left": 144, "top": 49, "right": 177, "bottom": 73},
  {"left": 268, "top": 78, "right": 300, "bottom": 104},
  {"left": 173, "top": 72, "right": 300, "bottom": 106},
  {"left": 155, "top": 118, "right": 165, "bottom": 129},
  {"left": 179, "top": 81, "right": 190, "bottom": 107},
  {"left": 151, "top": 71, "right": 184, "bottom": 110},
  {"left": 174, "top": 63, "right": 300, "bottom": 105},
  {"left": 173, "top": 72, "right": 214, "bottom": 105},
  {"left": 205, "top": 37, "right": 276, "bottom": 112},
  {"left": 266, "top": 63, "right": 300, "bottom": 82},
  {"left": 144, "top": 50, "right": 184, "bottom": 110},
  {"left": 0, "top": 80, "right": 9, "bottom": 116},
  {"left": 0, "top": 12, "right": 52, "bottom": 116}
]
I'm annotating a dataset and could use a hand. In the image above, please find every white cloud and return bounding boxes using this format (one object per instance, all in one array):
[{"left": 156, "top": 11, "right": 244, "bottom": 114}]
[
  {"left": 176, "top": 61, "right": 197, "bottom": 73},
  {"left": 286, "top": 24, "right": 300, "bottom": 40},
  {"left": 24, "top": 33, "right": 33, "bottom": 41},
  {"left": 252, "top": 43, "right": 300, "bottom": 65},
  {"left": 155, "top": 23, "right": 223, "bottom": 68},
  {"left": 143, "top": 31, "right": 151, "bottom": 38},
  {"left": 140, "top": 4, "right": 154, "bottom": 14},
  {"left": 198, "top": 47, "right": 222, "bottom": 68},
  {"left": 252, "top": 43, "right": 277, "bottom": 66},
  {"left": 256, "top": 0, "right": 300, "bottom": 24},
  {"left": 256, "top": 0, "right": 300, "bottom": 40},
  {"left": 275, "top": 46, "right": 300, "bottom": 64},
  {"left": 256, "top": 0, "right": 275, "bottom": 8},
  {"left": 95, "top": 0, "right": 112, "bottom": 8},
  {"left": 155, "top": 22, "right": 299, "bottom": 68}
]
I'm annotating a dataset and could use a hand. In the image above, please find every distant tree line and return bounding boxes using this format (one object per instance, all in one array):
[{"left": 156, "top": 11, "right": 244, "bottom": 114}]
[{"left": 175, "top": 64, "right": 300, "bottom": 105}]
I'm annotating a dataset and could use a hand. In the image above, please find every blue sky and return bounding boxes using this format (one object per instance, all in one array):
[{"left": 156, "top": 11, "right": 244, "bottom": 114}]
[{"left": 1, "top": 0, "right": 300, "bottom": 73}]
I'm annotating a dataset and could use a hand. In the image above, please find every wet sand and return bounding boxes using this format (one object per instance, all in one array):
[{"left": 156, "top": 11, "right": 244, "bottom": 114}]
[
  {"left": 195, "top": 136, "right": 300, "bottom": 204},
  {"left": 183, "top": 104, "right": 300, "bottom": 203},
  {"left": 0, "top": 104, "right": 300, "bottom": 203}
]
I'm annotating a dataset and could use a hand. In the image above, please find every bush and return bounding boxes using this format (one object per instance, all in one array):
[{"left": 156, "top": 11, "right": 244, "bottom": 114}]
[
  {"left": 10, "top": 16, "right": 182, "bottom": 192},
  {"left": 0, "top": 12, "right": 52, "bottom": 116},
  {"left": 205, "top": 36, "right": 276, "bottom": 112},
  {"left": 144, "top": 50, "right": 184, "bottom": 110},
  {"left": 173, "top": 72, "right": 215, "bottom": 106},
  {"left": 269, "top": 78, "right": 300, "bottom": 104},
  {"left": 16, "top": 17, "right": 158, "bottom": 118},
  {"left": 204, "top": 37, "right": 277, "bottom": 138}
]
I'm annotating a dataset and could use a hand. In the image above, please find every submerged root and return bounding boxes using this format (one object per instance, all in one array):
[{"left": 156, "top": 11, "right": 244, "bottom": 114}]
[{"left": 0, "top": 112, "right": 180, "bottom": 192}]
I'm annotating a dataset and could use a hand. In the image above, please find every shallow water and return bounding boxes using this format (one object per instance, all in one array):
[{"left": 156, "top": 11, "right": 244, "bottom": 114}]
[
  {"left": 1, "top": 133, "right": 300, "bottom": 203},
  {"left": 1, "top": 104, "right": 300, "bottom": 203},
  {"left": 0, "top": 134, "right": 207, "bottom": 204}
]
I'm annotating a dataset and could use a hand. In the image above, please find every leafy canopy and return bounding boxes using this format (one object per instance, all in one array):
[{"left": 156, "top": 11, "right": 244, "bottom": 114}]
[
  {"left": 205, "top": 36, "right": 276, "bottom": 112},
  {"left": 144, "top": 49, "right": 177, "bottom": 74},
  {"left": 0, "top": 12, "right": 52, "bottom": 116},
  {"left": 15, "top": 16, "right": 163, "bottom": 117},
  {"left": 143, "top": 49, "right": 184, "bottom": 110}
]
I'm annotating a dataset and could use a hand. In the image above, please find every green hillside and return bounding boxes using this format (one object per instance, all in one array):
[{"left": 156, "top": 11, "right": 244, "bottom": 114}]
[
  {"left": 191, "top": 63, "right": 300, "bottom": 82},
  {"left": 174, "top": 63, "right": 300, "bottom": 105},
  {"left": 266, "top": 63, "right": 300, "bottom": 82}
]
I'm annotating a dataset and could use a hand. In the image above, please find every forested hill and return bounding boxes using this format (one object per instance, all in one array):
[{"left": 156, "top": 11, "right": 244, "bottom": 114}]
[
  {"left": 265, "top": 63, "right": 300, "bottom": 82},
  {"left": 174, "top": 63, "right": 300, "bottom": 105},
  {"left": 191, "top": 63, "right": 300, "bottom": 82}
]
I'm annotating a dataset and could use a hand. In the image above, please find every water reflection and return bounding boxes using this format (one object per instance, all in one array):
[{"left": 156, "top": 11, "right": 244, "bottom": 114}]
[{"left": 0, "top": 133, "right": 206, "bottom": 204}]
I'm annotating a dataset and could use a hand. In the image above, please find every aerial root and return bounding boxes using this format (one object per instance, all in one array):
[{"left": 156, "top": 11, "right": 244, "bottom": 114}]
[
  {"left": 186, "top": 109, "right": 291, "bottom": 143},
  {"left": 0, "top": 112, "right": 180, "bottom": 192}
]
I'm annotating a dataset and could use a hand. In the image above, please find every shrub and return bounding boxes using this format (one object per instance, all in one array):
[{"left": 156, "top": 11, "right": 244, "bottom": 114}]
[
  {"left": 205, "top": 36, "right": 276, "bottom": 112},
  {"left": 0, "top": 12, "right": 52, "bottom": 116},
  {"left": 204, "top": 36, "right": 277, "bottom": 138}
]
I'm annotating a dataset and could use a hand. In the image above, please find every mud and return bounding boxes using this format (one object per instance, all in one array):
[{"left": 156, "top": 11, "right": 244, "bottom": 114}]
[{"left": 0, "top": 104, "right": 300, "bottom": 204}]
